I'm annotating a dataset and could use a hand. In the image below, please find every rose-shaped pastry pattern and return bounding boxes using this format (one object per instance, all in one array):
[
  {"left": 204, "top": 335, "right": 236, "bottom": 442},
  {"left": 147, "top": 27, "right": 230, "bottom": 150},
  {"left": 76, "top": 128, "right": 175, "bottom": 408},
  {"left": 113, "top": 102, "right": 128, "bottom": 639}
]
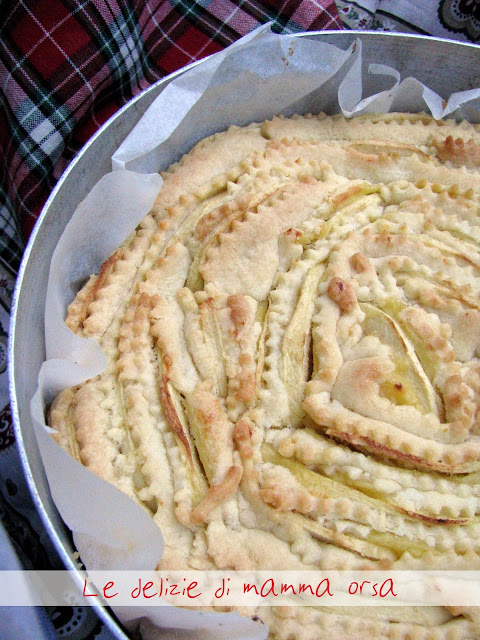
[{"left": 51, "top": 113, "right": 480, "bottom": 639}]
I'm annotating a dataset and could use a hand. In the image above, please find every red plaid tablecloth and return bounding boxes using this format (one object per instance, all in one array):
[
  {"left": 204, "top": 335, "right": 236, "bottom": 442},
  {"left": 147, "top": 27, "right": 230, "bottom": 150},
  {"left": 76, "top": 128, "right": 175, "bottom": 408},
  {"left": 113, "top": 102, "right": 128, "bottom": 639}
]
[{"left": 0, "top": 2, "right": 341, "bottom": 639}]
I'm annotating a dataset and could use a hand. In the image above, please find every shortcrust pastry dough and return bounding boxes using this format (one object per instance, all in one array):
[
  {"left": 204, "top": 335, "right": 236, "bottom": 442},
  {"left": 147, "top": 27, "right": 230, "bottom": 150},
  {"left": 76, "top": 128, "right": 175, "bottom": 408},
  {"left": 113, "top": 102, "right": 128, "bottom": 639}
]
[{"left": 50, "top": 112, "right": 480, "bottom": 639}]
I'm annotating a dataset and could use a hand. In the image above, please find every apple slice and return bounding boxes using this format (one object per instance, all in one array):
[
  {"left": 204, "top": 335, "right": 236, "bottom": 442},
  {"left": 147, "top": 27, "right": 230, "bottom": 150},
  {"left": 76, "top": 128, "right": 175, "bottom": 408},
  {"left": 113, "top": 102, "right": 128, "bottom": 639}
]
[{"left": 360, "top": 302, "right": 438, "bottom": 415}]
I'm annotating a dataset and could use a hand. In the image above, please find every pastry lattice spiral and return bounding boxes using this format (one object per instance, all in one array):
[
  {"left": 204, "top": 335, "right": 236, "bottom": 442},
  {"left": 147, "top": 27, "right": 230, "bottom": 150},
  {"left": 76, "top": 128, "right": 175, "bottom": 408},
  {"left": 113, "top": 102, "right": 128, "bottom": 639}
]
[{"left": 51, "top": 112, "right": 480, "bottom": 639}]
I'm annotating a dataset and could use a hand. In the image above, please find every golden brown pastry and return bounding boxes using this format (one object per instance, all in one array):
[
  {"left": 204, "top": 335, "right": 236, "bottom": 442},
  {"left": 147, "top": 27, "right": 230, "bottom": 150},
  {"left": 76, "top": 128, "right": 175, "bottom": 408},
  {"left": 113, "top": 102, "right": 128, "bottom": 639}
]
[{"left": 50, "top": 112, "right": 480, "bottom": 639}]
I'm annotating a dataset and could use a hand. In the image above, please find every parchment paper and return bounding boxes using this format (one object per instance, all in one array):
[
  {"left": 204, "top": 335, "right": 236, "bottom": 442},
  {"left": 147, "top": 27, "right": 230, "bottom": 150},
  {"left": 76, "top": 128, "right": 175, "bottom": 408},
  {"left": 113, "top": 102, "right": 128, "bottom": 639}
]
[{"left": 30, "top": 24, "right": 480, "bottom": 640}]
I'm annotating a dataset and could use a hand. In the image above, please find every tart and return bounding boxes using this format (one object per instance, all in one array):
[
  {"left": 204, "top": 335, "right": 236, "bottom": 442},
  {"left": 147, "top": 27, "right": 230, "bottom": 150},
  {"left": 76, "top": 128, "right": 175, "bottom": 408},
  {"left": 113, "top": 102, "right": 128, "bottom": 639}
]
[{"left": 50, "top": 112, "right": 480, "bottom": 639}]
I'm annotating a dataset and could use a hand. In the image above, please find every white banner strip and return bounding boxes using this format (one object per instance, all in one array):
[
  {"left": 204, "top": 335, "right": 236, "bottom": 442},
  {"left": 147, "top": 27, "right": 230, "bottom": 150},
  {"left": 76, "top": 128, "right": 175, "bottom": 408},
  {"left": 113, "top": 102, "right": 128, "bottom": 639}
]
[{"left": 1, "top": 571, "right": 480, "bottom": 607}]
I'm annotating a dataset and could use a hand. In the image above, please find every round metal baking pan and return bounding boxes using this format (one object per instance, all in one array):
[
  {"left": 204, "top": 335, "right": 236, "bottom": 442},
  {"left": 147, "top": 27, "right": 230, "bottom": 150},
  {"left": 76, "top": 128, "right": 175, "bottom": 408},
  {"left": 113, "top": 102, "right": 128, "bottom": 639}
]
[{"left": 8, "top": 31, "right": 480, "bottom": 638}]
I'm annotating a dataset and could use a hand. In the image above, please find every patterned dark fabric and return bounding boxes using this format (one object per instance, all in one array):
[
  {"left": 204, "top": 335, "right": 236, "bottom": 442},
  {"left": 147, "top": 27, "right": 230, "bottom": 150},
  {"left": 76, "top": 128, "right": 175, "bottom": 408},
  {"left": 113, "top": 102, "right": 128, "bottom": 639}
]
[{"left": 337, "top": 0, "right": 480, "bottom": 41}]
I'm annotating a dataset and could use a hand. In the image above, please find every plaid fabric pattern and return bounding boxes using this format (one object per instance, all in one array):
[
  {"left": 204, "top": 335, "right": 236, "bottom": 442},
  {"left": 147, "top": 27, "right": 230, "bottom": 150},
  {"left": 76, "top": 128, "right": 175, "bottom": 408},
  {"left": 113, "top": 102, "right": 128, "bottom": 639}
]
[{"left": 0, "top": 0, "right": 341, "bottom": 263}]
